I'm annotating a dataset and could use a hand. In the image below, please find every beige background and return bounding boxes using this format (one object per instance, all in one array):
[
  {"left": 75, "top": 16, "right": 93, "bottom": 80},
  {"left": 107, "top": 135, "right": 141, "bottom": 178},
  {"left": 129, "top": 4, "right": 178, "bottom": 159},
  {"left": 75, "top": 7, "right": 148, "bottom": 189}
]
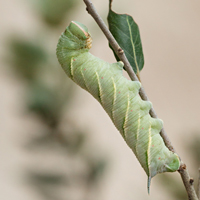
[{"left": 1, "top": 0, "right": 200, "bottom": 199}]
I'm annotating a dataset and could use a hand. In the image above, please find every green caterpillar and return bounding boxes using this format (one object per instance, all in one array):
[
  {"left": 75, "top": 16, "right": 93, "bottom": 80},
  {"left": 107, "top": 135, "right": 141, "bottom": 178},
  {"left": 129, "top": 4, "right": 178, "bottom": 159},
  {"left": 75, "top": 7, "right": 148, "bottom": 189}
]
[{"left": 56, "top": 21, "right": 180, "bottom": 191}]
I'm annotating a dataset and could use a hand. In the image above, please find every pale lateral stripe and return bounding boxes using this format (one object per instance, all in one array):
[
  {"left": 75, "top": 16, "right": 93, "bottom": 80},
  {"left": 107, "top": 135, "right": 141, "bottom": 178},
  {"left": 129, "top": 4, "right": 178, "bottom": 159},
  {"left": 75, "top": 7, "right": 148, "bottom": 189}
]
[
  {"left": 123, "top": 93, "right": 130, "bottom": 139},
  {"left": 111, "top": 78, "right": 117, "bottom": 123},
  {"left": 135, "top": 112, "right": 140, "bottom": 156},
  {"left": 70, "top": 57, "right": 74, "bottom": 79},
  {"left": 96, "top": 72, "right": 103, "bottom": 105},
  {"left": 147, "top": 124, "right": 152, "bottom": 177},
  {"left": 81, "top": 69, "right": 90, "bottom": 92}
]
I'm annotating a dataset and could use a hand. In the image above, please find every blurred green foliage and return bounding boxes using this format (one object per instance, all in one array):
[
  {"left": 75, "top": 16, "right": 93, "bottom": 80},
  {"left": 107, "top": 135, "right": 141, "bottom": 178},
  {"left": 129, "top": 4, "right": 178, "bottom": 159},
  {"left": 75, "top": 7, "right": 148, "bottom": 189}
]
[
  {"left": 27, "top": 83, "right": 67, "bottom": 127},
  {"left": 8, "top": 39, "right": 47, "bottom": 80},
  {"left": 32, "top": 0, "right": 79, "bottom": 26},
  {"left": 6, "top": 0, "right": 107, "bottom": 200}
]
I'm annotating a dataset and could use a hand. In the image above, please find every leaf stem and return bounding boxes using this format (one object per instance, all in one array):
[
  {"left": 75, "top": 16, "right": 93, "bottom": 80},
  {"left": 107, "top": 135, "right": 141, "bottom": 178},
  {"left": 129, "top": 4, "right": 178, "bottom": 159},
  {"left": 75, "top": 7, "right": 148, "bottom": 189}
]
[{"left": 83, "top": 0, "right": 198, "bottom": 199}]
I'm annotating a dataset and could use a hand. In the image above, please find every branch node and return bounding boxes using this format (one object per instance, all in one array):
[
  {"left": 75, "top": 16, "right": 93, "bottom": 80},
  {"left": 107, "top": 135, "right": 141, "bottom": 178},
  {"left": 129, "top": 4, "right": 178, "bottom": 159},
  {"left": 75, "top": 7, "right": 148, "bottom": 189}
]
[
  {"left": 179, "top": 163, "right": 187, "bottom": 172},
  {"left": 118, "top": 48, "right": 124, "bottom": 55},
  {"left": 190, "top": 178, "right": 194, "bottom": 185},
  {"left": 182, "top": 164, "right": 187, "bottom": 170}
]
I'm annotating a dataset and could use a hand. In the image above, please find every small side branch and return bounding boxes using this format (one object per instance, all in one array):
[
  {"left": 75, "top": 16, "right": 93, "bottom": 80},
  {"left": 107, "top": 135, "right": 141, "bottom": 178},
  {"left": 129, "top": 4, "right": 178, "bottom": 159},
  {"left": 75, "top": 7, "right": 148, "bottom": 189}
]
[
  {"left": 83, "top": 0, "right": 198, "bottom": 199},
  {"left": 178, "top": 164, "right": 198, "bottom": 200}
]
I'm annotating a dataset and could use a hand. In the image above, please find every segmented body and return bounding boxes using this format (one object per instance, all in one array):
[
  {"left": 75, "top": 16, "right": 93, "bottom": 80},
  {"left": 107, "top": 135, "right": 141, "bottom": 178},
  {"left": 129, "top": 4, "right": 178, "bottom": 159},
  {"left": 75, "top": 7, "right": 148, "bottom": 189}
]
[{"left": 56, "top": 21, "right": 180, "bottom": 190}]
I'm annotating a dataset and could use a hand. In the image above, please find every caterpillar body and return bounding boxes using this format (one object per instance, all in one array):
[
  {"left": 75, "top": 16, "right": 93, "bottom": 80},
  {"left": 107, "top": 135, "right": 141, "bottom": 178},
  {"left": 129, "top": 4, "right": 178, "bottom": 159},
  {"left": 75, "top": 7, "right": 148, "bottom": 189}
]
[{"left": 56, "top": 21, "right": 180, "bottom": 191}]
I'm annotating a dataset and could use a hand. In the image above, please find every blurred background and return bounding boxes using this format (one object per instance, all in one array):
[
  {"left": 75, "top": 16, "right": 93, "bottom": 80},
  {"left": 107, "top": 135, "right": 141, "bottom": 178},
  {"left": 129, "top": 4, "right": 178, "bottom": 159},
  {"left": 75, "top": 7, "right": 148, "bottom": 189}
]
[{"left": 0, "top": 0, "right": 200, "bottom": 199}]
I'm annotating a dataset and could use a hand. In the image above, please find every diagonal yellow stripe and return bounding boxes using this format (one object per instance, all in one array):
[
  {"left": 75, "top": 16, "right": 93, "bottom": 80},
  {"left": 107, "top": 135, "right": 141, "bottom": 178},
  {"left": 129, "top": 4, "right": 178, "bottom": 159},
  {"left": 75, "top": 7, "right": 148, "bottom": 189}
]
[
  {"left": 147, "top": 124, "right": 152, "bottom": 177},
  {"left": 135, "top": 112, "right": 140, "bottom": 156},
  {"left": 111, "top": 77, "right": 117, "bottom": 122},
  {"left": 96, "top": 72, "right": 103, "bottom": 105},
  {"left": 70, "top": 57, "right": 74, "bottom": 79},
  {"left": 80, "top": 70, "right": 89, "bottom": 91},
  {"left": 123, "top": 93, "right": 130, "bottom": 139}
]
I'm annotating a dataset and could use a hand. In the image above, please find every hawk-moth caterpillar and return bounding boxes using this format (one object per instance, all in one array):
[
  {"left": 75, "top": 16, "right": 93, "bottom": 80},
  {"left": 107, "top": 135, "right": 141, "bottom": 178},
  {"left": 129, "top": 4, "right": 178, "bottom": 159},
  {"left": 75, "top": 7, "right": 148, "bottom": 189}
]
[{"left": 56, "top": 21, "right": 180, "bottom": 191}]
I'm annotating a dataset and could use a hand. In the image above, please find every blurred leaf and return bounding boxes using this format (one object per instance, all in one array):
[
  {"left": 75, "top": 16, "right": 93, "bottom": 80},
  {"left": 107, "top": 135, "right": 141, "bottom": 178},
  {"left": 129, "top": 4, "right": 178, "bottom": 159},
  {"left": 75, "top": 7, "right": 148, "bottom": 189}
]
[
  {"left": 24, "top": 131, "right": 61, "bottom": 150},
  {"left": 5, "top": 1, "right": 108, "bottom": 200},
  {"left": 27, "top": 171, "right": 68, "bottom": 200},
  {"left": 25, "top": 129, "right": 85, "bottom": 154},
  {"left": 32, "top": 0, "right": 79, "bottom": 26},
  {"left": 27, "top": 83, "right": 63, "bottom": 127},
  {"left": 86, "top": 159, "right": 107, "bottom": 184},
  {"left": 8, "top": 38, "right": 47, "bottom": 80},
  {"left": 107, "top": 0, "right": 144, "bottom": 76},
  {"left": 27, "top": 171, "right": 67, "bottom": 185},
  {"left": 58, "top": 131, "right": 85, "bottom": 154}
]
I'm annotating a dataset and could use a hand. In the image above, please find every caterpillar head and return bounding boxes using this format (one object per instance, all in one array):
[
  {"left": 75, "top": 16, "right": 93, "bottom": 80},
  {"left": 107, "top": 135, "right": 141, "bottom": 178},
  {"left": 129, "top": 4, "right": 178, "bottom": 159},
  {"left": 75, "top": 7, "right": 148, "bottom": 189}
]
[{"left": 60, "top": 21, "right": 92, "bottom": 50}]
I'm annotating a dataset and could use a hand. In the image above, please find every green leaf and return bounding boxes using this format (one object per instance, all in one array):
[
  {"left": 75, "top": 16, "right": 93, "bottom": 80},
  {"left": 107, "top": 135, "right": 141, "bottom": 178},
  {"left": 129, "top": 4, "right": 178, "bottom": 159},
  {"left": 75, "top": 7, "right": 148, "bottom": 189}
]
[{"left": 107, "top": 0, "right": 144, "bottom": 75}]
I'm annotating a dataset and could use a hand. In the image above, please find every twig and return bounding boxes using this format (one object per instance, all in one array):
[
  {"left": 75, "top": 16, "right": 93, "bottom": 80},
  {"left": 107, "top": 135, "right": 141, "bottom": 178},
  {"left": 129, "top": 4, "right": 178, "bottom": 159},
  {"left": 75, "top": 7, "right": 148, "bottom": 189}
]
[
  {"left": 83, "top": 0, "right": 173, "bottom": 152},
  {"left": 198, "top": 168, "right": 200, "bottom": 199},
  {"left": 83, "top": 0, "right": 198, "bottom": 199}
]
